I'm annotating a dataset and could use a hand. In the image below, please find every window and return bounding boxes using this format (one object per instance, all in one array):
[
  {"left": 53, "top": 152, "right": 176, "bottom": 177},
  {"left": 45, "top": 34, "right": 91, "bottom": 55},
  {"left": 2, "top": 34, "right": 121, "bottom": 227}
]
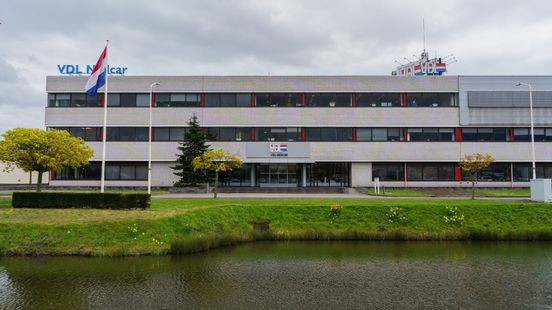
[
  {"left": 358, "top": 128, "right": 403, "bottom": 141},
  {"left": 55, "top": 162, "right": 101, "bottom": 180},
  {"left": 462, "top": 128, "right": 508, "bottom": 142},
  {"left": 206, "top": 128, "right": 251, "bottom": 141},
  {"left": 356, "top": 93, "right": 402, "bottom": 107},
  {"left": 513, "top": 163, "right": 552, "bottom": 181},
  {"left": 305, "top": 93, "right": 351, "bottom": 107},
  {"left": 307, "top": 162, "right": 349, "bottom": 187},
  {"left": 52, "top": 127, "right": 101, "bottom": 141},
  {"left": 408, "top": 128, "right": 454, "bottom": 141},
  {"left": 107, "top": 127, "right": 149, "bottom": 141},
  {"left": 255, "top": 127, "right": 301, "bottom": 141},
  {"left": 406, "top": 163, "right": 455, "bottom": 181},
  {"left": 105, "top": 162, "right": 148, "bottom": 180},
  {"left": 462, "top": 163, "right": 509, "bottom": 182},
  {"left": 155, "top": 93, "right": 201, "bottom": 107},
  {"left": 514, "top": 128, "right": 552, "bottom": 142},
  {"left": 48, "top": 93, "right": 100, "bottom": 107},
  {"left": 256, "top": 93, "right": 301, "bottom": 107},
  {"left": 406, "top": 93, "right": 457, "bottom": 107},
  {"left": 305, "top": 128, "right": 352, "bottom": 141},
  {"left": 205, "top": 93, "right": 251, "bottom": 107},
  {"left": 372, "top": 163, "right": 404, "bottom": 181},
  {"left": 153, "top": 127, "right": 187, "bottom": 141}
]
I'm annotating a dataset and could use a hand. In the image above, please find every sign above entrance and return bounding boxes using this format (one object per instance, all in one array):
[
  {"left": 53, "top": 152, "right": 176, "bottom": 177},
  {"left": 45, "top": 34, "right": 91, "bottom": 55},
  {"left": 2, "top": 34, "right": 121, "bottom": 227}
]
[
  {"left": 269, "top": 143, "right": 288, "bottom": 157},
  {"left": 246, "top": 142, "right": 310, "bottom": 161}
]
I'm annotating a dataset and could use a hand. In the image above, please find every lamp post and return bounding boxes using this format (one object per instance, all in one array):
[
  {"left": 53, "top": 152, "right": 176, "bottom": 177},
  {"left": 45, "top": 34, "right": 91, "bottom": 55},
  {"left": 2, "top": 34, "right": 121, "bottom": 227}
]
[
  {"left": 148, "top": 82, "right": 160, "bottom": 194},
  {"left": 516, "top": 82, "right": 536, "bottom": 180}
]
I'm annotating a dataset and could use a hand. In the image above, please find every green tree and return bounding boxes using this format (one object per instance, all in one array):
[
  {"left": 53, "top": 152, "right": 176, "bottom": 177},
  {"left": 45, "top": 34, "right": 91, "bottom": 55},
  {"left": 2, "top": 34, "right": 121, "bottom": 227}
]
[
  {"left": 459, "top": 153, "right": 495, "bottom": 199},
  {"left": 0, "top": 128, "right": 94, "bottom": 192},
  {"left": 192, "top": 148, "right": 242, "bottom": 198},
  {"left": 171, "top": 115, "right": 211, "bottom": 186}
]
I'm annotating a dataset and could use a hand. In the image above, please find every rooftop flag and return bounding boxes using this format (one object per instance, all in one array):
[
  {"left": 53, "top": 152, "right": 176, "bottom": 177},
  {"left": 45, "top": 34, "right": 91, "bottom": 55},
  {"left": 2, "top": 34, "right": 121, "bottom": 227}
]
[{"left": 85, "top": 46, "right": 107, "bottom": 96}]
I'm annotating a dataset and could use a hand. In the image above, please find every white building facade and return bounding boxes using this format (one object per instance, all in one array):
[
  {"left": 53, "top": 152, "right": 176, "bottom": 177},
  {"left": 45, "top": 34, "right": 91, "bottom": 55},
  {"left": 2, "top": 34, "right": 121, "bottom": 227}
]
[{"left": 45, "top": 75, "right": 552, "bottom": 188}]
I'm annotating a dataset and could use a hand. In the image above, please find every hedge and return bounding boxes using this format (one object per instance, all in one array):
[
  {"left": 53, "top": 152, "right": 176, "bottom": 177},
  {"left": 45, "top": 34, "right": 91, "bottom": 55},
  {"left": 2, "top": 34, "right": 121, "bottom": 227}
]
[{"left": 12, "top": 192, "right": 150, "bottom": 209}]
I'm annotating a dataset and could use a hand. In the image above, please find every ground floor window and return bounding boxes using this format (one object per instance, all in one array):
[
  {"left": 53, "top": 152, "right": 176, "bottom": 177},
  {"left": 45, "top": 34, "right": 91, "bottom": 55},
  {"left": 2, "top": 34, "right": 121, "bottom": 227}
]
[
  {"left": 462, "top": 163, "right": 510, "bottom": 182},
  {"left": 513, "top": 163, "right": 552, "bottom": 181},
  {"left": 54, "top": 162, "right": 147, "bottom": 181},
  {"left": 372, "top": 163, "right": 404, "bottom": 181},
  {"left": 219, "top": 164, "right": 252, "bottom": 186},
  {"left": 407, "top": 163, "right": 455, "bottom": 181},
  {"left": 307, "top": 162, "right": 349, "bottom": 187}
]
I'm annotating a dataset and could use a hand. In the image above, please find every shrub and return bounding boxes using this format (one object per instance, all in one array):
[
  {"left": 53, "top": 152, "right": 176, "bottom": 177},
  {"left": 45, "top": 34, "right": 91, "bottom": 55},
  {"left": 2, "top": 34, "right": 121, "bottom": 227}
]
[
  {"left": 12, "top": 192, "right": 150, "bottom": 209},
  {"left": 387, "top": 206, "right": 407, "bottom": 224},
  {"left": 443, "top": 206, "right": 465, "bottom": 225},
  {"left": 329, "top": 203, "right": 344, "bottom": 221}
]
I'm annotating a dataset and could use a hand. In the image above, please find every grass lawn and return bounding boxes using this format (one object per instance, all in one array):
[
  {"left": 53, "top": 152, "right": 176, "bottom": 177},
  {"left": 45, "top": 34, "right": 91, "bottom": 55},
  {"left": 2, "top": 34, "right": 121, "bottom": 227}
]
[
  {"left": 366, "top": 188, "right": 431, "bottom": 197},
  {"left": 473, "top": 188, "right": 530, "bottom": 197},
  {"left": 0, "top": 197, "right": 550, "bottom": 256}
]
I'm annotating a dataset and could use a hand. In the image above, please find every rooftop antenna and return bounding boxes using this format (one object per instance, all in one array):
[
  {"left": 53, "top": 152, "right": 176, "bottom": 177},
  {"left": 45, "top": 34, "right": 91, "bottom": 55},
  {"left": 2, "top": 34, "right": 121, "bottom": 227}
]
[
  {"left": 422, "top": 18, "right": 426, "bottom": 52},
  {"left": 394, "top": 60, "right": 404, "bottom": 66}
]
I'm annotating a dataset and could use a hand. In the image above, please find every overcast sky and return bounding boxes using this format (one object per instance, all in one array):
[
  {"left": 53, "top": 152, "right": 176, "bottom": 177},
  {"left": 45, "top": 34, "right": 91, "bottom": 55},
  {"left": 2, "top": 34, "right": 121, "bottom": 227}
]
[{"left": 1, "top": 0, "right": 552, "bottom": 134}]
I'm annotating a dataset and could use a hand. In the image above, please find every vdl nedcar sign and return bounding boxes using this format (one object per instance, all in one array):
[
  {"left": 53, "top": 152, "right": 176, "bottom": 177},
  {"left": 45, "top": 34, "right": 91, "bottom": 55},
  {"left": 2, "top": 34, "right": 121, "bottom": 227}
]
[{"left": 57, "top": 64, "right": 128, "bottom": 75}]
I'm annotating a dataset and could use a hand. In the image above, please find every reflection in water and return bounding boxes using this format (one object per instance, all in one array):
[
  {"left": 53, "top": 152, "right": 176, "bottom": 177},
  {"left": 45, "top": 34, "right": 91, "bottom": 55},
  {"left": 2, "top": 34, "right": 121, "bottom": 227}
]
[{"left": 0, "top": 242, "right": 551, "bottom": 309}]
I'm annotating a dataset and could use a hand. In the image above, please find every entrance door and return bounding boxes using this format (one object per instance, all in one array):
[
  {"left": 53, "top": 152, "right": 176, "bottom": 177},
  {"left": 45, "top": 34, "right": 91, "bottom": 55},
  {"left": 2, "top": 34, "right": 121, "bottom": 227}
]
[{"left": 256, "top": 164, "right": 298, "bottom": 187}]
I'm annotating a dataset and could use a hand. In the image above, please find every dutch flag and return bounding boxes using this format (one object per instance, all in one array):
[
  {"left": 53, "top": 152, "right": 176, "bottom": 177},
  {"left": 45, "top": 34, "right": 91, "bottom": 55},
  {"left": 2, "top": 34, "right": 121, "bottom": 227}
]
[{"left": 85, "top": 46, "right": 107, "bottom": 96}]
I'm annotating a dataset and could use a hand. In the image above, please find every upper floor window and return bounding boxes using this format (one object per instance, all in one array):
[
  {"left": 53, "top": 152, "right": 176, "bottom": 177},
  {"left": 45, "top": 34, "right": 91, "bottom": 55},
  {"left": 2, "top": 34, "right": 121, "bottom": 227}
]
[
  {"left": 107, "top": 127, "right": 148, "bottom": 141},
  {"left": 305, "top": 127, "right": 353, "bottom": 141},
  {"left": 108, "top": 93, "right": 150, "bottom": 107},
  {"left": 462, "top": 128, "right": 508, "bottom": 142},
  {"left": 153, "top": 127, "right": 187, "bottom": 141},
  {"left": 356, "top": 93, "right": 402, "bottom": 107},
  {"left": 513, "top": 128, "right": 552, "bottom": 142},
  {"left": 305, "top": 93, "right": 351, "bottom": 107},
  {"left": 48, "top": 93, "right": 101, "bottom": 107},
  {"left": 255, "top": 127, "right": 301, "bottom": 141},
  {"left": 408, "top": 128, "right": 454, "bottom": 142},
  {"left": 256, "top": 93, "right": 301, "bottom": 107},
  {"left": 155, "top": 93, "right": 200, "bottom": 107},
  {"left": 357, "top": 128, "right": 403, "bottom": 141},
  {"left": 205, "top": 93, "right": 251, "bottom": 107},
  {"left": 406, "top": 93, "right": 457, "bottom": 107},
  {"left": 52, "top": 127, "right": 101, "bottom": 141},
  {"left": 206, "top": 127, "right": 251, "bottom": 141}
]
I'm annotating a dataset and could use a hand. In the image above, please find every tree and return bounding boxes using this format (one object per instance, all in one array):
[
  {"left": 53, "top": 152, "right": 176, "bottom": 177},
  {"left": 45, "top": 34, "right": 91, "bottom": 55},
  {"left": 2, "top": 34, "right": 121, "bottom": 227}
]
[
  {"left": 192, "top": 148, "right": 242, "bottom": 198},
  {"left": 459, "top": 153, "right": 495, "bottom": 199},
  {"left": 171, "top": 115, "right": 211, "bottom": 186},
  {"left": 0, "top": 128, "right": 94, "bottom": 192}
]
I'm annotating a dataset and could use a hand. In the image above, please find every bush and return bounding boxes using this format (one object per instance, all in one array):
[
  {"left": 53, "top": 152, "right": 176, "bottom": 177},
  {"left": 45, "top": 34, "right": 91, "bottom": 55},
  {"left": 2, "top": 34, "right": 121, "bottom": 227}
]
[{"left": 12, "top": 192, "right": 150, "bottom": 209}]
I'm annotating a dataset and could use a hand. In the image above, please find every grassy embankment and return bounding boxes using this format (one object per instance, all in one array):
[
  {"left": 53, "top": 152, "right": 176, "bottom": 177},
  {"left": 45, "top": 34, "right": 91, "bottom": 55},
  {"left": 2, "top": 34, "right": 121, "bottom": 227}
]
[{"left": 0, "top": 197, "right": 550, "bottom": 256}]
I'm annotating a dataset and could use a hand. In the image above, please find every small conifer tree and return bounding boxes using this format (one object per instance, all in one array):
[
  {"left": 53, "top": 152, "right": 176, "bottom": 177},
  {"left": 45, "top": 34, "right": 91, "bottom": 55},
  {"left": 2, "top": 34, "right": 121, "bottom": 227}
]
[{"left": 172, "top": 115, "right": 211, "bottom": 186}]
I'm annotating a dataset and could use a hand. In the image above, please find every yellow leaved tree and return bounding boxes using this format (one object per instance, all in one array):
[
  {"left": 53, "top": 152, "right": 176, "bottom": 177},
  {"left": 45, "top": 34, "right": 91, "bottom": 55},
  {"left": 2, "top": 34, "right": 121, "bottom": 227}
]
[
  {"left": 459, "top": 153, "right": 495, "bottom": 200},
  {"left": 192, "top": 148, "right": 242, "bottom": 198},
  {"left": 0, "top": 128, "right": 94, "bottom": 192}
]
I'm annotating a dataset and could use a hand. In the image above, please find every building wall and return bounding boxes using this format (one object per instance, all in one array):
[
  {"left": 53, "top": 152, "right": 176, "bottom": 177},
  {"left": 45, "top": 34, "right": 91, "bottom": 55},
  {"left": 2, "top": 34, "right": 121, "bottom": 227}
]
[{"left": 0, "top": 164, "right": 49, "bottom": 185}]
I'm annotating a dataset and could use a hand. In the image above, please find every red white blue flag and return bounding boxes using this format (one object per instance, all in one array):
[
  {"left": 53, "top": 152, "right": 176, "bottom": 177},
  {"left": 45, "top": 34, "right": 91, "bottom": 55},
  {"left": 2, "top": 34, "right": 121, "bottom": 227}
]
[{"left": 85, "top": 46, "right": 107, "bottom": 96}]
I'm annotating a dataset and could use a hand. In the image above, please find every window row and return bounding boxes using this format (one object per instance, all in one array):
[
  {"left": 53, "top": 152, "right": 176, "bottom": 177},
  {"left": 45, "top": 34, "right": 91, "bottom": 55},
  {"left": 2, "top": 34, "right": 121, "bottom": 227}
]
[
  {"left": 372, "top": 162, "right": 552, "bottom": 182},
  {"left": 48, "top": 93, "right": 458, "bottom": 108},
  {"left": 54, "top": 162, "right": 148, "bottom": 180},
  {"left": 51, "top": 126, "right": 552, "bottom": 142}
]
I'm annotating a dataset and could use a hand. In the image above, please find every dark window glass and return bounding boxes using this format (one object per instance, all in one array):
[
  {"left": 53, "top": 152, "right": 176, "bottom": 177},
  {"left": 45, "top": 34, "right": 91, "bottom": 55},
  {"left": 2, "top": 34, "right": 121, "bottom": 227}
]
[
  {"left": 514, "top": 128, "right": 530, "bottom": 141},
  {"left": 407, "top": 93, "right": 456, "bottom": 107},
  {"left": 256, "top": 93, "right": 301, "bottom": 107},
  {"left": 154, "top": 128, "right": 170, "bottom": 141},
  {"left": 155, "top": 93, "right": 201, "bottom": 107},
  {"left": 256, "top": 127, "right": 301, "bottom": 141},
  {"left": 205, "top": 94, "right": 220, "bottom": 107},
  {"left": 119, "top": 165, "right": 135, "bottom": 180},
  {"left": 408, "top": 128, "right": 453, "bottom": 141},
  {"left": 356, "top": 93, "right": 401, "bottom": 107},
  {"left": 305, "top": 128, "right": 321, "bottom": 141},
  {"left": 136, "top": 94, "right": 150, "bottom": 107},
  {"left": 170, "top": 128, "right": 186, "bottom": 141},
  {"left": 219, "top": 128, "right": 236, "bottom": 141},
  {"left": 387, "top": 128, "right": 402, "bottom": 141},
  {"left": 120, "top": 94, "right": 136, "bottom": 107},
  {"left": 135, "top": 165, "right": 148, "bottom": 180},
  {"left": 462, "top": 128, "right": 507, "bottom": 142},
  {"left": 357, "top": 128, "right": 372, "bottom": 141},
  {"left": 105, "top": 165, "right": 120, "bottom": 180},
  {"left": 55, "top": 162, "right": 101, "bottom": 180},
  {"left": 236, "top": 94, "right": 251, "bottom": 107},
  {"left": 107, "top": 127, "right": 149, "bottom": 141},
  {"left": 220, "top": 94, "right": 236, "bottom": 107},
  {"left": 71, "top": 94, "right": 87, "bottom": 107},
  {"left": 372, "top": 128, "right": 387, "bottom": 141},
  {"left": 57, "top": 94, "right": 71, "bottom": 107},
  {"left": 311, "top": 128, "right": 353, "bottom": 141},
  {"left": 463, "top": 163, "right": 509, "bottom": 182},
  {"left": 306, "top": 93, "right": 351, "bottom": 107},
  {"left": 372, "top": 163, "right": 404, "bottom": 181},
  {"left": 407, "top": 163, "right": 455, "bottom": 181},
  {"left": 307, "top": 162, "right": 350, "bottom": 187},
  {"left": 107, "top": 94, "right": 121, "bottom": 107}
]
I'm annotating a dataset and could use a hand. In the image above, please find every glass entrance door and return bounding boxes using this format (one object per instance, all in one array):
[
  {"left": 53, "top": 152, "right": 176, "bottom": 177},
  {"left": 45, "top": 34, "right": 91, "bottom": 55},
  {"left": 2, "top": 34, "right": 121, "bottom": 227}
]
[{"left": 256, "top": 164, "right": 299, "bottom": 187}]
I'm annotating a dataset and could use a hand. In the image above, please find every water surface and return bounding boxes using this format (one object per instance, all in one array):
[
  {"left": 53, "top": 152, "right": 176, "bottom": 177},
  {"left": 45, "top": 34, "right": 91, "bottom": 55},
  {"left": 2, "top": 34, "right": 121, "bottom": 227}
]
[{"left": 0, "top": 241, "right": 551, "bottom": 309}]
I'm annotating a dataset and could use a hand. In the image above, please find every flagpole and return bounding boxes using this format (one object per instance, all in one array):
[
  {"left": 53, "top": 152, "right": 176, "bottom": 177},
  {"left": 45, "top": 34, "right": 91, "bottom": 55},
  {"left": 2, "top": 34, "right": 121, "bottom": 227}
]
[{"left": 100, "top": 40, "right": 109, "bottom": 193}]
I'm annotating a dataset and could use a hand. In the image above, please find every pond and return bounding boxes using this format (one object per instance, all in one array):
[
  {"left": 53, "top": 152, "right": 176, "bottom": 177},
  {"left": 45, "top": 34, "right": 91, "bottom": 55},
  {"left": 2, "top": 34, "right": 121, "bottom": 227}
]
[{"left": 1, "top": 241, "right": 551, "bottom": 309}]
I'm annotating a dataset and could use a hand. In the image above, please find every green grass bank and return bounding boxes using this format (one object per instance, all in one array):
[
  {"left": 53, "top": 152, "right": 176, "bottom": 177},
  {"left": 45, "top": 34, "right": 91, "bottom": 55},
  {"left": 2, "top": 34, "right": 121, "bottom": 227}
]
[{"left": 0, "top": 198, "right": 551, "bottom": 256}]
